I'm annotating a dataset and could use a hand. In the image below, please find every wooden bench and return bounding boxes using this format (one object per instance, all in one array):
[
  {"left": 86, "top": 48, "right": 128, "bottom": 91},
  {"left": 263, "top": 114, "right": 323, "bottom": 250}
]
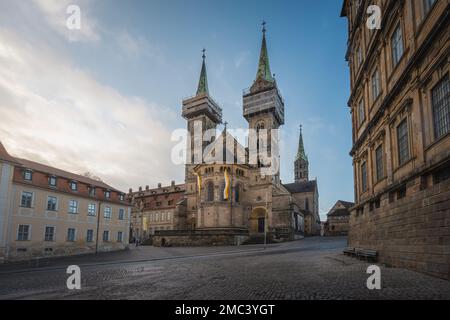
[
  {"left": 343, "top": 247, "right": 356, "bottom": 256},
  {"left": 355, "top": 248, "right": 378, "bottom": 262}
]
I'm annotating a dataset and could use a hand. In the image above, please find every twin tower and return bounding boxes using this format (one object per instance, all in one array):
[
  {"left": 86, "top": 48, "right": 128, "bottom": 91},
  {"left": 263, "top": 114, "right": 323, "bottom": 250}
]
[{"left": 181, "top": 23, "right": 309, "bottom": 183}]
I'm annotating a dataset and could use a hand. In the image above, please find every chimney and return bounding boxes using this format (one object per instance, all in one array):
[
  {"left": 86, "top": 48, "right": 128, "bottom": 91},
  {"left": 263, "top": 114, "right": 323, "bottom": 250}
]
[
  {"left": 139, "top": 186, "right": 142, "bottom": 192},
  {"left": 128, "top": 188, "right": 133, "bottom": 194},
  {"left": 171, "top": 180, "right": 175, "bottom": 186},
  {"left": 158, "top": 183, "right": 162, "bottom": 188},
  {"left": 145, "top": 185, "right": 149, "bottom": 191}
]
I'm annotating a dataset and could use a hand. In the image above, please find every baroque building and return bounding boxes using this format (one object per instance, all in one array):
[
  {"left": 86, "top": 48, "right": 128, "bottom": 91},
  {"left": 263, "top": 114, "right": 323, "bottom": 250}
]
[
  {"left": 341, "top": 0, "right": 449, "bottom": 279},
  {"left": 0, "top": 142, "right": 131, "bottom": 262},
  {"left": 129, "top": 25, "right": 320, "bottom": 246}
]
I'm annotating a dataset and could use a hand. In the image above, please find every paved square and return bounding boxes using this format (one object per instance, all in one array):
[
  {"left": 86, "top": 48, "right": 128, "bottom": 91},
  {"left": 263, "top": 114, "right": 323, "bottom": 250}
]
[{"left": 0, "top": 237, "right": 449, "bottom": 299}]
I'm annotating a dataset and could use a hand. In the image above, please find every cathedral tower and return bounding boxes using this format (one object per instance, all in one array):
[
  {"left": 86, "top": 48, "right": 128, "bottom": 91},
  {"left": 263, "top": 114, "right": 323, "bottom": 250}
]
[
  {"left": 182, "top": 49, "right": 222, "bottom": 176},
  {"left": 294, "top": 125, "right": 309, "bottom": 182},
  {"left": 243, "top": 22, "right": 284, "bottom": 177}
]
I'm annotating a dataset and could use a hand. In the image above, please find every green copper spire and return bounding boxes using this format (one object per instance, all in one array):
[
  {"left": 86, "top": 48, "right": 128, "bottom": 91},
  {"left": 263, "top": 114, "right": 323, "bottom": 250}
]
[
  {"left": 196, "top": 48, "right": 209, "bottom": 95},
  {"left": 296, "top": 125, "right": 308, "bottom": 161},
  {"left": 256, "top": 21, "right": 274, "bottom": 82}
]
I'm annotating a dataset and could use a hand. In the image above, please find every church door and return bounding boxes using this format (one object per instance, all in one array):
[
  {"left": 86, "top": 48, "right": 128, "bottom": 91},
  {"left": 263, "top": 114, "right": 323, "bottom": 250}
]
[{"left": 258, "top": 218, "right": 265, "bottom": 233}]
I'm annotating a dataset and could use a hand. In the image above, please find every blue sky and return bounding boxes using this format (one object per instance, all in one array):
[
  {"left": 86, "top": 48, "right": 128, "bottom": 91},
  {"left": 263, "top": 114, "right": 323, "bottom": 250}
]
[{"left": 0, "top": 0, "right": 352, "bottom": 220}]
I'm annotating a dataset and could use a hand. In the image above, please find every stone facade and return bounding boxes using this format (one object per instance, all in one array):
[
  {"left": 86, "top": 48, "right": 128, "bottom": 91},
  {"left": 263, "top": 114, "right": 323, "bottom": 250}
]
[
  {"left": 341, "top": 0, "right": 450, "bottom": 279},
  {"left": 0, "top": 142, "right": 131, "bottom": 262},
  {"left": 325, "top": 200, "right": 354, "bottom": 236}
]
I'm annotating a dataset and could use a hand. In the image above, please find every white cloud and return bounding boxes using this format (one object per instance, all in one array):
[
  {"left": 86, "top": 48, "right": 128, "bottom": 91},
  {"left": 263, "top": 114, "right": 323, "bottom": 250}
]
[
  {"left": 0, "top": 27, "right": 182, "bottom": 191},
  {"left": 234, "top": 51, "right": 250, "bottom": 68},
  {"left": 32, "top": 0, "right": 100, "bottom": 42}
]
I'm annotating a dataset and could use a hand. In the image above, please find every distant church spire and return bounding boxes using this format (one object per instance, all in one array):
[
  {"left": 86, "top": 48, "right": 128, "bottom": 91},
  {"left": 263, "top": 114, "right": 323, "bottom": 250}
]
[
  {"left": 255, "top": 21, "right": 274, "bottom": 82},
  {"left": 296, "top": 125, "right": 308, "bottom": 162},
  {"left": 295, "top": 125, "right": 309, "bottom": 182},
  {"left": 196, "top": 48, "right": 209, "bottom": 95}
]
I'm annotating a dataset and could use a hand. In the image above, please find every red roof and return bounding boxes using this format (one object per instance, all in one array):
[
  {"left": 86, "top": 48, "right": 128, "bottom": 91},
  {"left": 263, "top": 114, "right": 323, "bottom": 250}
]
[{"left": 0, "top": 142, "right": 21, "bottom": 164}]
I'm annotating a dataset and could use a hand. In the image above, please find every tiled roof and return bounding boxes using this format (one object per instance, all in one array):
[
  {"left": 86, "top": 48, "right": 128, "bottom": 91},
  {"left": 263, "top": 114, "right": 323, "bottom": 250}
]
[
  {"left": 0, "top": 142, "right": 21, "bottom": 164},
  {"left": 328, "top": 208, "right": 350, "bottom": 217},
  {"left": 16, "top": 157, "right": 122, "bottom": 193},
  {"left": 283, "top": 180, "right": 317, "bottom": 193}
]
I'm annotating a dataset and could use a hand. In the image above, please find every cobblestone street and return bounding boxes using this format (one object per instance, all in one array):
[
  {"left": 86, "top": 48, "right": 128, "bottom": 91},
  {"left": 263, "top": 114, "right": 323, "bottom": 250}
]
[{"left": 0, "top": 237, "right": 449, "bottom": 300}]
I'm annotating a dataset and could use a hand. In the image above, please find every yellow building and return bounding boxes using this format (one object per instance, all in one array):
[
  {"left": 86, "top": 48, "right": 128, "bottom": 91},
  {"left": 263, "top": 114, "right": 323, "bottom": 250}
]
[
  {"left": 0, "top": 142, "right": 131, "bottom": 262},
  {"left": 341, "top": 0, "right": 449, "bottom": 279}
]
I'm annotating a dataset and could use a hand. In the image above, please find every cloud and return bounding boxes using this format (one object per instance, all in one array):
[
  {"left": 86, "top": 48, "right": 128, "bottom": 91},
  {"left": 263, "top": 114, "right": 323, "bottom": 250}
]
[
  {"left": 0, "top": 26, "right": 182, "bottom": 191},
  {"left": 115, "top": 30, "right": 165, "bottom": 64},
  {"left": 32, "top": 0, "right": 100, "bottom": 42},
  {"left": 234, "top": 51, "right": 250, "bottom": 68}
]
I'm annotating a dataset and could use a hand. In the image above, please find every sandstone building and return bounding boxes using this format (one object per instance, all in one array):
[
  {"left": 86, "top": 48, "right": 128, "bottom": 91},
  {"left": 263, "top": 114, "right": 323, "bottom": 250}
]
[
  {"left": 325, "top": 200, "right": 354, "bottom": 236},
  {"left": 129, "top": 25, "right": 320, "bottom": 246},
  {"left": 341, "top": 0, "right": 449, "bottom": 279},
  {"left": 0, "top": 142, "right": 131, "bottom": 262}
]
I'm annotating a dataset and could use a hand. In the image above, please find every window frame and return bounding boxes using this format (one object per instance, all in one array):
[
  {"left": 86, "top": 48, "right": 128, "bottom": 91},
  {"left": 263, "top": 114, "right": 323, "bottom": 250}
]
[
  {"left": 17, "top": 224, "right": 31, "bottom": 241},
  {"left": 361, "top": 161, "right": 368, "bottom": 193},
  {"left": 391, "top": 23, "right": 404, "bottom": 68},
  {"left": 88, "top": 203, "right": 96, "bottom": 216},
  {"left": 46, "top": 196, "right": 58, "bottom": 211},
  {"left": 397, "top": 119, "right": 410, "bottom": 166},
  {"left": 44, "top": 226, "right": 56, "bottom": 242},
  {"left": 431, "top": 74, "right": 450, "bottom": 140},
  {"left": 67, "top": 228, "right": 76, "bottom": 242},
  {"left": 375, "top": 145, "right": 384, "bottom": 182},
  {"left": 23, "top": 170, "right": 33, "bottom": 181},
  {"left": 103, "top": 230, "right": 110, "bottom": 242},
  {"left": 20, "top": 191, "right": 33, "bottom": 208},
  {"left": 86, "top": 229, "right": 94, "bottom": 242},
  {"left": 68, "top": 200, "right": 78, "bottom": 214},
  {"left": 104, "top": 206, "right": 112, "bottom": 219}
]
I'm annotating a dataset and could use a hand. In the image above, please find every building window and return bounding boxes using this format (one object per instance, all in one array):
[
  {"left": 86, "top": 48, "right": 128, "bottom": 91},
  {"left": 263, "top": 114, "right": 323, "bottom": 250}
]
[
  {"left": 44, "top": 226, "right": 55, "bottom": 242},
  {"left": 104, "top": 191, "right": 110, "bottom": 199},
  {"left": 86, "top": 229, "right": 94, "bottom": 242},
  {"left": 397, "top": 119, "right": 410, "bottom": 166},
  {"left": 358, "top": 98, "right": 365, "bottom": 126},
  {"left": 431, "top": 75, "right": 450, "bottom": 139},
  {"left": 117, "top": 231, "right": 123, "bottom": 242},
  {"left": 168, "top": 200, "right": 173, "bottom": 206},
  {"left": 23, "top": 170, "right": 32, "bottom": 181},
  {"left": 356, "top": 45, "right": 362, "bottom": 67},
  {"left": 235, "top": 184, "right": 241, "bottom": 202},
  {"left": 88, "top": 203, "right": 96, "bottom": 216},
  {"left": 67, "top": 228, "right": 76, "bottom": 242},
  {"left": 118, "top": 208, "right": 125, "bottom": 220},
  {"left": 47, "top": 196, "right": 57, "bottom": 211},
  {"left": 104, "top": 206, "right": 112, "bottom": 219},
  {"left": 17, "top": 225, "right": 30, "bottom": 241},
  {"left": 375, "top": 145, "right": 384, "bottom": 182},
  {"left": 89, "top": 187, "right": 96, "bottom": 197},
  {"left": 167, "top": 212, "right": 171, "bottom": 220},
  {"left": 361, "top": 161, "right": 367, "bottom": 192},
  {"left": 119, "top": 194, "right": 124, "bottom": 201},
  {"left": 70, "top": 181, "right": 78, "bottom": 191},
  {"left": 103, "top": 230, "right": 109, "bottom": 242},
  {"left": 391, "top": 24, "right": 404, "bottom": 67},
  {"left": 423, "top": 0, "right": 436, "bottom": 15},
  {"left": 49, "top": 176, "right": 57, "bottom": 187},
  {"left": 207, "top": 182, "right": 214, "bottom": 202},
  {"left": 371, "top": 68, "right": 381, "bottom": 101},
  {"left": 69, "top": 200, "right": 78, "bottom": 214},
  {"left": 20, "top": 192, "right": 33, "bottom": 208},
  {"left": 156, "top": 202, "right": 162, "bottom": 207}
]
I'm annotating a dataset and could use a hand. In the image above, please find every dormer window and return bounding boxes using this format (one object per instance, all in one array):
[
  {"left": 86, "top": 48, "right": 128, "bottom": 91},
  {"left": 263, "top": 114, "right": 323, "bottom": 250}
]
[
  {"left": 104, "top": 191, "right": 111, "bottom": 199},
  {"left": 70, "top": 181, "right": 78, "bottom": 191},
  {"left": 89, "top": 187, "right": 96, "bottom": 197},
  {"left": 23, "top": 170, "right": 32, "bottom": 181},
  {"left": 49, "top": 176, "right": 57, "bottom": 187},
  {"left": 119, "top": 194, "right": 124, "bottom": 201}
]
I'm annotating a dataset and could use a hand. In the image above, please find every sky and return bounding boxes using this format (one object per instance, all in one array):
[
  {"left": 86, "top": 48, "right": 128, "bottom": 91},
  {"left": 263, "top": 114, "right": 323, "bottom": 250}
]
[{"left": 0, "top": 0, "right": 353, "bottom": 221}]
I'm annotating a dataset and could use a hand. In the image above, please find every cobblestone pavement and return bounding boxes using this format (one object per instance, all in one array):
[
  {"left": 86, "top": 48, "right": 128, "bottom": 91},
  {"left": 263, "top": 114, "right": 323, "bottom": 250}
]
[{"left": 0, "top": 237, "right": 449, "bottom": 300}]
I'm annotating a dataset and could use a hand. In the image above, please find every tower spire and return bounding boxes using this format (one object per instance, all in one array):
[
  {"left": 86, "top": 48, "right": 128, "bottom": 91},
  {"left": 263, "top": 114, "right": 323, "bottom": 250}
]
[
  {"left": 296, "top": 125, "right": 308, "bottom": 162},
  {"left": 196, "top": 48, "right": 209, "bottom": 95},
  {"left": 255, "top": 21, "right": 274, "bottom": 82}
]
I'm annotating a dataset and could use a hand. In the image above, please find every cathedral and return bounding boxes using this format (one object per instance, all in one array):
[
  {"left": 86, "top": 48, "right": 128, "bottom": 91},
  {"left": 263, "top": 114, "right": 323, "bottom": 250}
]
[{"left": 129, "top": 25, "right": 320, "bottom": 246}]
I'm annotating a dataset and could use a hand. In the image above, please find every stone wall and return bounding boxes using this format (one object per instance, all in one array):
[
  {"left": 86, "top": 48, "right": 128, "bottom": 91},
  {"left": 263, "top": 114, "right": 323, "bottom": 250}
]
[
  {"left": 349, "top": 176, "right": 450, "bottom": 280},
  {"left": 153, "top": 230, "right": 249, "bottom": 247}
]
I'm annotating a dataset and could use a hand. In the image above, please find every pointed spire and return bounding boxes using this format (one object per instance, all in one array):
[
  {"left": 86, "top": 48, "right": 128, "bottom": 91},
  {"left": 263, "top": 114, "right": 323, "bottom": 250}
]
[
  {"left": 296, "top": 125, "right": 308, "bottom": 161},
  {"left": 196, "top": 48, "right": 209, "bottom": 95},
  {"left": 255, "top": 21, "right": 274, "bottom": 82}
]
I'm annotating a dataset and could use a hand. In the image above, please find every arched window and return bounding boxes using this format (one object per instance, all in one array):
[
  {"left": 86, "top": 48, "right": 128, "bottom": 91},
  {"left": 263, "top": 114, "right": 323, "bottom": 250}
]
[
  {"left": 234, "top": 184, "right": 241, "bottom": 203},
  {"left": 220, "top": 182, "right": 226, "bottom": 201},
  {"left": 206, "top": 182, "right": 214, "bottom": 202}
]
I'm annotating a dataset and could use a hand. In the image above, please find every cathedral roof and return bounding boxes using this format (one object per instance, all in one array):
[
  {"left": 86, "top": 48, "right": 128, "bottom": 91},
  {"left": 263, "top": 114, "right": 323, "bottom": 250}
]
[
  {"left": 283, "top": 180, "right": 317, "bottom": 194},
  {"left": 196, "top": 49, "right": 209, "bottom": 95},
  {"left": 327, "top": 208, "right": 350, "bottom": 217},
  {"left": 255, "top": 22, "right": 274, "bottom": 83}
]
